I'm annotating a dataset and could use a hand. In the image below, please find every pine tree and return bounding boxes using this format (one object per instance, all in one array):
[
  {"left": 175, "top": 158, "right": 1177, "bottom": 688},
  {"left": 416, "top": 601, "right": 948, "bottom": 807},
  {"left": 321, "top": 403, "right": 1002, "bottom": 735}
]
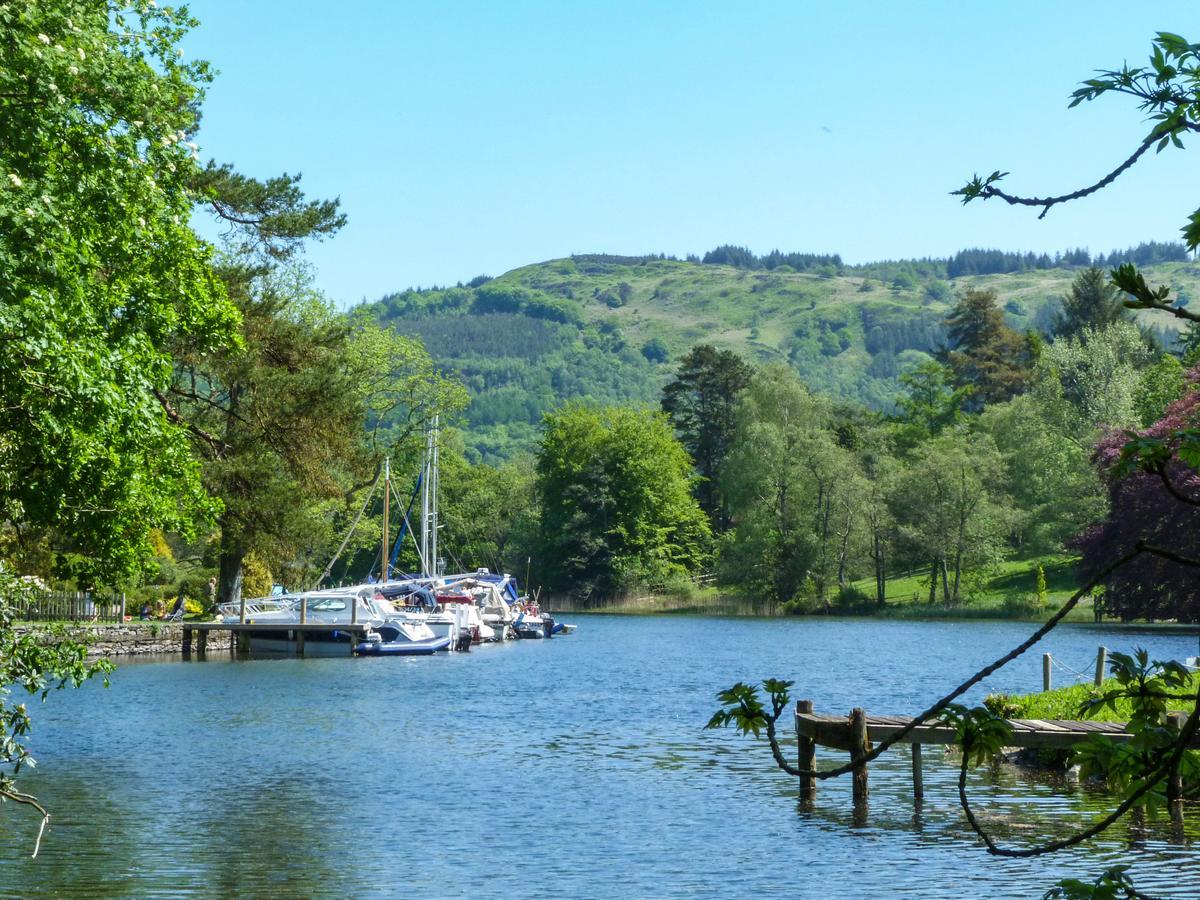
[
  {"left": 661, "top": 345, "right": 753, "bottom": 530},
  {"left": 942, "top": 288, "right": 1032, "bottom": 408},
  {"left": 1053, "top": 266, "right": 1129, "bottom": 341}
]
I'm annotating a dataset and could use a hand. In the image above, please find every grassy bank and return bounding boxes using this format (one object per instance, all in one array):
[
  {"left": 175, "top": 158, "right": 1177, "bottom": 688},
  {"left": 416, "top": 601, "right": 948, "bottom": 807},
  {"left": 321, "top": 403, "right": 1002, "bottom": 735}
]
[
  {"left": 846, "top": 554, "right": 1091, "bottom": 620},
  {"left": 986, "top": 674, "right": 1200, "bottom": 722},
  {"left": 560, "top": 554, "right": 1093, "bottom": 620}
]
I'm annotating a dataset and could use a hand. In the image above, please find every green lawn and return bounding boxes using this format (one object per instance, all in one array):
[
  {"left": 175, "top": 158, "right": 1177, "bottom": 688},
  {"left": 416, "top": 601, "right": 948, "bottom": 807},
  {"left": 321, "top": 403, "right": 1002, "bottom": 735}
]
[
  {"left": 849, "top": 554, "right": 1092, "bottom": 621},
  {"left": 986, "top": 674, "right": 1200, "bottom": 722}
]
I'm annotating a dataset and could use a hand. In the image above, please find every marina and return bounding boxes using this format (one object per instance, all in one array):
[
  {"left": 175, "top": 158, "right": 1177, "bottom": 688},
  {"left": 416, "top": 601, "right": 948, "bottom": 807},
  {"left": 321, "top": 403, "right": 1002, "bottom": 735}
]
[{"left": 191, "top": 431, "right": 576, "bottom": 660}]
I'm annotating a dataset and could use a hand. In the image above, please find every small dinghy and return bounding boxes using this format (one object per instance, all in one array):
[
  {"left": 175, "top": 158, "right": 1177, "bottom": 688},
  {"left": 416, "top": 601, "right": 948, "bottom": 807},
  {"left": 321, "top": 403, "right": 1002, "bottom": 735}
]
[{"left": 356, "top": 622, "right": 452, "bottom": 656}]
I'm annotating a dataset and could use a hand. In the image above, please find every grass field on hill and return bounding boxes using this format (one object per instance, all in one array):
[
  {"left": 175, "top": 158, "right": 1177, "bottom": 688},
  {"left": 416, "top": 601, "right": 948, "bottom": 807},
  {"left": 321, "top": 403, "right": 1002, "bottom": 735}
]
[{"left": 368, "top": 255, "right": 1199, "bottom": 461}]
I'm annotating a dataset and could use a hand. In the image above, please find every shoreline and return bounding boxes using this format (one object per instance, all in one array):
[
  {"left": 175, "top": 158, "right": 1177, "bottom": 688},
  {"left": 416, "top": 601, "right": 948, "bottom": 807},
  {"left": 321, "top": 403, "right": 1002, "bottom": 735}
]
[
  {"left": 550, "top": 595, "right": 1200, "bottom": 629},
  {"left": 15, "top": 622, "right": 231, "bottom": 656}
]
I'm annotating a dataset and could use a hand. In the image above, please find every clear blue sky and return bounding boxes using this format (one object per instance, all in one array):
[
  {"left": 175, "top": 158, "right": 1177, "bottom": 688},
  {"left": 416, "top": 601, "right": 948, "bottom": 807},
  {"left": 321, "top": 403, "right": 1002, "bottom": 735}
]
[{"left": 186, "top": 2, "right": 1199, "bottom": 306}]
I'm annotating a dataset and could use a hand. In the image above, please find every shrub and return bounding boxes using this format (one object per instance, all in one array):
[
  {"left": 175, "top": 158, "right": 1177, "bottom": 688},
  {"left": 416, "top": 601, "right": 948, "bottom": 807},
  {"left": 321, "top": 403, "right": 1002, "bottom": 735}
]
[
  {"left": 1001, "top": 593, "right": 1042, "bottom": 618},
  {"left": 242, "top": 552, "right": 272, "bottom": 600},
  {"left": 641, "top": 338, "right": 669, "bottom": 363},
  {"left": 835, "top": 584, "right": 872, "bottom": 610}
]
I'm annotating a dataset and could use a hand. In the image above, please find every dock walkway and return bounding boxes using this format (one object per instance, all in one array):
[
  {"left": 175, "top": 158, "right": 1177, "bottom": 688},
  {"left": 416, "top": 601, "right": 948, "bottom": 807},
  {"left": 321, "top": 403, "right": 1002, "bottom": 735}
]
[{"left": 794, "top": 701, "right": 1197, "bottom": 805}]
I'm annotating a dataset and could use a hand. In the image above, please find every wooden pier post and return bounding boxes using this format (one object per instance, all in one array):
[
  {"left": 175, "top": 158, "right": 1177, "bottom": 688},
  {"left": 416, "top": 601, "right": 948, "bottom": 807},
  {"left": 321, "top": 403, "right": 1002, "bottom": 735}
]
[
  {"left": 196, "top": 629, "right": 208, "bottom": 658},
  {"left": 1167, "top": 711, "right": 1186, "bottom": 807},
  {"left": 1094, "top": 646, "right": 1107, "bottom": 687},
  {"left": 850, "top": 707, "right": 869, "bottom": 805},
  {"left": 1043, "top": 653, "right": 1052, "bottom": 692},
  {"left": 911, "top": 744, "right": 924, "bottom": 802},
  {"left": 299, "top": 596, "right": 307, "bottom": 625},
  {"left": 239, "top": 593, "right": 247, "bottom": 624},
  {"left": 295, "top": 629, "right": 305, "bottom": 657},
  {"left": 182, "top": 626, "right": 192, "bottom": 658},
  {"left": 796, "top": 700, "right": 815, "bottom": 801}
]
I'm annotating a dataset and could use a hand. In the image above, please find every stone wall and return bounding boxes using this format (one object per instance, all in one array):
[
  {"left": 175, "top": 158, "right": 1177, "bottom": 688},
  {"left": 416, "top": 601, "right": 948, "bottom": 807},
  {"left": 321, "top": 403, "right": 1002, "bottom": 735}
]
[{"left": 15, "top": 623, "right": 231, "bottom": 657}]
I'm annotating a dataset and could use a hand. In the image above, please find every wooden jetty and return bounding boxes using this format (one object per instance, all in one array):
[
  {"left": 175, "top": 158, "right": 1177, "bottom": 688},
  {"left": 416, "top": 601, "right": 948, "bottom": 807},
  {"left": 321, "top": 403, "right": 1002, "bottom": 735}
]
[
  {"left": 181, "top": 622, "right": 371, "bottom": 657},
  {"left": 181, "top": 592, "right": 371, "bottom": 657},
  {"left": 795, "top": 701, "right": 1199, "bottom": 806}
]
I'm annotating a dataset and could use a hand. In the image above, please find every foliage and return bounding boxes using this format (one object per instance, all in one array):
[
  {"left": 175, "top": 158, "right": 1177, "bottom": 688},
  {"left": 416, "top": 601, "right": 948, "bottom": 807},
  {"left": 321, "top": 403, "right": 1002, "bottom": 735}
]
[
  {"left": 435, "top": 440, "right": 538, "bottom": 577},
  {"left": 534, "top": 404, "right": 711, "bottom": 600},
  {"left": 0, "top": 0, "right": 240, "bottom": 582},
  {"left": 888, "top": 431, "right": 1014, "bottom": 604},
  {"left": 985, "top": 669, "right": 1199, "bottom": 724},
  {"left": 661, "top": 345, "right": 753, "bottom": 530},
  {"left": 892, "top": 360, "right": 971, "bottom": 446},
  {"left": 705, "top": 679, "right": 793, "bottom": 737},
  {"left": 1132, "top": 353, "right": 1186, "bottom": 426},
  {"left": 1054, "top": 267, "right": 1129, "bottom": 341},
  {"left": 1076, "top": 369, "right": 1200, "bottom": 621},
  {"left": 172, "top": 262, "right": 467, "bottom": 605},
  {"left": 240, "top": 552, "right": 272, "bottom": 601},
  {"left": 701, "top": 245, "right": 843, "bottom": 273},
  {"left": 943, "top": 287, "right": 1032, "bottom": 408},
  {"left": 719, "top": 366, "right": 840, "bottom": 609},
  {"left": 362, "top": 254, "right": 1200, "bottom": 460},
  {"left": 977, "top": 393, "right": 1107, "bottom": 554},
  {"left": 1043, "top": 866, "right": 1143, "bottom": 900},
  {"left": 1038, "top": 321, "right": 1157, "bottom": 433},
  {"left": 641, "top": 337, "right": 669, "bottom": 363},
  {"left": 1073, "top": 650, "right": 1200, "bottom": 804}
]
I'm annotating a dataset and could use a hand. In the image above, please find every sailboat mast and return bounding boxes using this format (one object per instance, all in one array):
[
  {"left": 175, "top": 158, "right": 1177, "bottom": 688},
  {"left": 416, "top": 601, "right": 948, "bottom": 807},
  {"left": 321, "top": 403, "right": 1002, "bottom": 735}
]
[
  {"left": 427, "top": 422, "right": 436, "bottom": 578},
  {"left": 381, "top": 457, "right": 390, "bottom": 583},
  {"left": 431, "top": 415, "right": 439, "bottom": 576}
]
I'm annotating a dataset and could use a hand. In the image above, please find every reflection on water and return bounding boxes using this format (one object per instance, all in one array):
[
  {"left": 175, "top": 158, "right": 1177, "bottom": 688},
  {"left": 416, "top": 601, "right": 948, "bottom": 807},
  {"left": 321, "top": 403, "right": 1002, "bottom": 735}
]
[{"left": 2, "top": 616, "right": 1199, "bottom": 898}]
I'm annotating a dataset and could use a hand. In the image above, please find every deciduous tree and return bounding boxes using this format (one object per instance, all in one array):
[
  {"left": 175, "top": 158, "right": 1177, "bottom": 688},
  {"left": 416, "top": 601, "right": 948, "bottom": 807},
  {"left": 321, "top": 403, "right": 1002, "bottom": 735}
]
[
  {"left": 535, "top": 405, "right": 710, "bottom": 601},
  {"left": 0, "top": 1, "right": 239, "bottom": 582}
]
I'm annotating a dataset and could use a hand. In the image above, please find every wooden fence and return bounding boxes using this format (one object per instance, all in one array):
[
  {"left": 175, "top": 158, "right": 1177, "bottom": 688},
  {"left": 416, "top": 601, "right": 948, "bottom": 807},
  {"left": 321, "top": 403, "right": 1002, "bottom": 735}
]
[{"left": 17, "top": 590, "right": 126, "bottom": 624}]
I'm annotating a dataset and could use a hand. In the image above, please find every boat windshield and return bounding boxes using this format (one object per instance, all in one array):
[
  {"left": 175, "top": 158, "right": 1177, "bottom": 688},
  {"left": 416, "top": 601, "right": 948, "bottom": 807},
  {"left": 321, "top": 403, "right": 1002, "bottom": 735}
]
[{"left": 308, "top": 597, "right": 348, "bottom": 612}]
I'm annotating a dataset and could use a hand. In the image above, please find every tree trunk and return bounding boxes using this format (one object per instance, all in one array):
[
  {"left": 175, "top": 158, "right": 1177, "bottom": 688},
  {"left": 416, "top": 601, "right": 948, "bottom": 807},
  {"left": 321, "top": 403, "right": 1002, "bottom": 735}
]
[
  {"left": 836, "top": 504, "right": 852, "bottom": 589},
  {"left": 875, "top": 535, "right": 886, "bottom": 607},
  {"left": 217, "top": 514, "right": 246, "bottom": 609},
  {"left": 818, "top": 494, "right": 833, "bottom": 605},
  {"left": 928, "top": 557, "right": 939, "bottom": 604},
  {"left": 940, "top": 557, "right": 951, "bottom": 605}
]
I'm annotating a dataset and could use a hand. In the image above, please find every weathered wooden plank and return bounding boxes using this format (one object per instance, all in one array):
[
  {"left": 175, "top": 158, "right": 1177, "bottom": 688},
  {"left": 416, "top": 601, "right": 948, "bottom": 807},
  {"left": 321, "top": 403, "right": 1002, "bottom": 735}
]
[
  {"left": 185, "top": 622, "right": 369, "bottom": 633},
  {"left": 1019, "top": 719, "right": 1073, "bottom": 733},
  {"left": 795, "top": 712, "right": 1200, "bottom": 751}
]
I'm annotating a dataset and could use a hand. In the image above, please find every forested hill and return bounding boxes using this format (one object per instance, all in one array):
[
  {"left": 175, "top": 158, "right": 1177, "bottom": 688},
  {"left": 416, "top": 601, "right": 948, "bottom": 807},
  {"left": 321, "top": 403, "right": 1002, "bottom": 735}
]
[{"left": 362, "top": 244, "right": 1199, "bottom": 462}]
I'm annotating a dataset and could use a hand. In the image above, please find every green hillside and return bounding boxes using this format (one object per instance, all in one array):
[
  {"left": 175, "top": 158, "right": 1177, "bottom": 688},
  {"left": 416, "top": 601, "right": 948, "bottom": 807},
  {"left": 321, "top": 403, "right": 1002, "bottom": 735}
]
[{"left": 363, "top": 253, "right": 1200, "bottom": 461}]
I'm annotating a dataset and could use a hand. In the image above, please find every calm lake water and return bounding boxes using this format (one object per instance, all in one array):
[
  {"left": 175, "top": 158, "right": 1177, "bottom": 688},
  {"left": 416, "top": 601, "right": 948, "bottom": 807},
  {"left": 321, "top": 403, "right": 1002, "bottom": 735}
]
[{"left": 3, "top": 616, "right": 1200, "bottom": 898}]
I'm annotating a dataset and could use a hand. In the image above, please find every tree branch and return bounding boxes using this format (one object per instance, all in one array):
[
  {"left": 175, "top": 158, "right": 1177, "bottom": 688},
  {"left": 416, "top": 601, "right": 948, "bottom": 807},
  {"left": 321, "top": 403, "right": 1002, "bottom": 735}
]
[
  {"left": 749, "top": 546, "right": 1145, "bottom": 780},
  {"left": 974, "top": 134, "right": 1158, "bottom": 219},
  {"left": 153, "top": 388, "right": 228, "bottom": 458},
  {"left": 957, "top": 683, "right": 1200, "bottom": 857},
  {"left": 0, "top": 786, "right": 50, "bottom": 858}
]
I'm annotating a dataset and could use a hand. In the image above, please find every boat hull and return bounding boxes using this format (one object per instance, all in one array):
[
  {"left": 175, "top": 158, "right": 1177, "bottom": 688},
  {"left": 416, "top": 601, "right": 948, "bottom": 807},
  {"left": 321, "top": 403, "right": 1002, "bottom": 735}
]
[
  {"left": 355, "top": 635, "right": 453, "bottom": 656},
  {"left": 247, "top": 631, "right": 357, "bottom": 657}
]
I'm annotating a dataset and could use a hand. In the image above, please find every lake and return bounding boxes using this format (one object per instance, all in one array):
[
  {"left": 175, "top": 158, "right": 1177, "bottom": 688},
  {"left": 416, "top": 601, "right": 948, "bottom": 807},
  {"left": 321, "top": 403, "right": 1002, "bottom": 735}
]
[{"left": 3, "top": 616, "right": 1199, "bottom": 898}]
